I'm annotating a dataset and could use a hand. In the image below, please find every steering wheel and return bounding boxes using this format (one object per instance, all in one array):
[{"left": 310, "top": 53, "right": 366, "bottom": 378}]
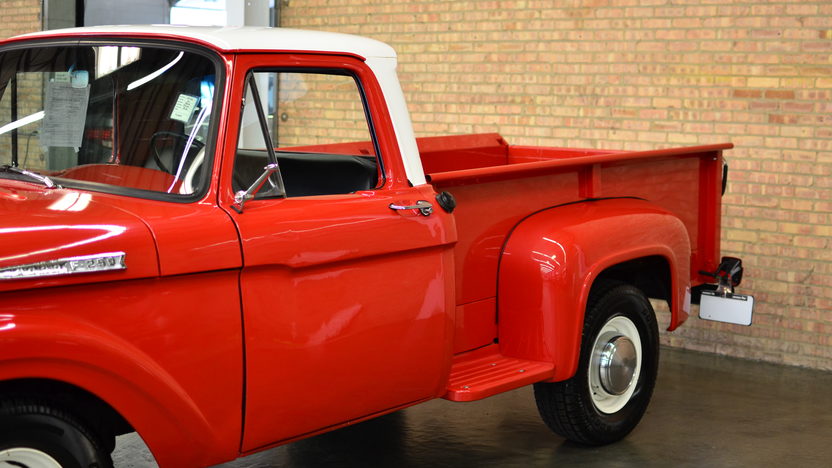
[{"left": 150, "top": 131, "right": 205, "bottom": 175}]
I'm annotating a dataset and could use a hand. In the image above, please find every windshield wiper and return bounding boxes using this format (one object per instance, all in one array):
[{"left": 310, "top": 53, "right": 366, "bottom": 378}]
[{"left": 0, "top": 165, "right": 60, "bottom": 189}]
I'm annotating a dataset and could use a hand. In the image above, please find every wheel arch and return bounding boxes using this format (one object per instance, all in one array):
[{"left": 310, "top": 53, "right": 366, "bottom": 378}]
[
  {"left": 0, "top": 378, "right": 132, "bottom": 453},
  {"left": 497, "top": 198, "right": 691, "bottom": 381},
  {"left": 0, "top": 313, "right": 235, "bottom": 468}
]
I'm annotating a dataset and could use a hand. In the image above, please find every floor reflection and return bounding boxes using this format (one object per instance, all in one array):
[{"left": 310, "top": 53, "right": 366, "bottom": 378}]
[{"left": 114, "top": 347, "right": 832, "bottom": 468}]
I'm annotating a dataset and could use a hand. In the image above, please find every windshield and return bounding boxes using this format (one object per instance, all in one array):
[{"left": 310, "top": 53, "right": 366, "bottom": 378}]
[{"left": 0, "top": 43, "right": 219, "bottom": 198}]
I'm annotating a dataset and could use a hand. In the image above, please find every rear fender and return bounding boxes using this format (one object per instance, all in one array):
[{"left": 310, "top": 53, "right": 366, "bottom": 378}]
[
  {"left": 0, "top": 314, "right": 234, "bottom": 468},
  {"left": 497, "top": 198, "right": 691, "bottom": 381}
]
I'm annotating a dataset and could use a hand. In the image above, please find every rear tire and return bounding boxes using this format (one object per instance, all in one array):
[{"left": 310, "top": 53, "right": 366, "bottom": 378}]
[
  {"left": 534, "top": 281, "right": 659, "bottom": 445},
  {"left": 0, "top": 399, "right": 113, "bottom": 468}
]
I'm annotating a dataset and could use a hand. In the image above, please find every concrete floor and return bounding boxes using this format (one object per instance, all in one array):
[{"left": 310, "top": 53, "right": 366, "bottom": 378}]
[{"left": 113, "top": 347, "right": 832, "bottom": 468}]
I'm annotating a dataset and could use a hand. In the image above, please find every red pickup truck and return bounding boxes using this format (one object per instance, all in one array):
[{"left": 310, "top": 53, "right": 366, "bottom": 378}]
[{"left": 0, "top": 26, "right": 749, "bottom": 467}]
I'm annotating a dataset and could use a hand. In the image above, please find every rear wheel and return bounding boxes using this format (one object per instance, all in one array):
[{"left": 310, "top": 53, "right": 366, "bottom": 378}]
[
  {"left": 0, "top": 399, "right": 113, "bottom": 468},
  {"left": 534, "top": 282, "right": 659, "bottom": 445}
]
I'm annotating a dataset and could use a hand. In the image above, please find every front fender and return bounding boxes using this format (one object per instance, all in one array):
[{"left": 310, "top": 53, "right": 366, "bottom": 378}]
[
  {"left": 0, "top": 312, "right": 235, "bottom": 467},
  {"left": 497, "top": 198, "right": 691, "bottom": 381}
]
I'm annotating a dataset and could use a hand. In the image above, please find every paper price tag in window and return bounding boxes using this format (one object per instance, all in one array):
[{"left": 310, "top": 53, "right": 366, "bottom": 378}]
[
  {"left": 41, "top": 81, "right": 90, "bottom": 149},
  {"left": 171, "top": 94, "right": 199, "bottom": 123}
]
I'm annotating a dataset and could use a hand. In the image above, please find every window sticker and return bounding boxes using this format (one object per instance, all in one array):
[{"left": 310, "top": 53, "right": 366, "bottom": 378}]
[
  {"left": 170, "top": 94, "right": 199, "bottom": 123},
  {"left": 40, "top": 81, "right": 90, "bottom": 149}
]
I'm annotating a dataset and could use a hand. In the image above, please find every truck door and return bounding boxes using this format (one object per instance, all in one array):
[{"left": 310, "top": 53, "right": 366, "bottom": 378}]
[{"left": 220, "top": 54, "right": 456, "bottom": 451}]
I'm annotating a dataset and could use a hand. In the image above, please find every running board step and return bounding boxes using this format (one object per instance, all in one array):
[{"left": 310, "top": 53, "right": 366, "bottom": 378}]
[{"left": 443, "top": 345, "right": 555, "bottom": 402}]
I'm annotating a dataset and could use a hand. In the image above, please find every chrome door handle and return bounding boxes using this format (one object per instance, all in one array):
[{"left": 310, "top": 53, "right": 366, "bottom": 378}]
[{"left": 389, "top": 200, "right": 433, "bottom": 216}]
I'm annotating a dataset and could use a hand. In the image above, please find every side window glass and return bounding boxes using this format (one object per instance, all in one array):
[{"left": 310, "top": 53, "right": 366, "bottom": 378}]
[{"left": 232, "top": 70, "right": 380, "bottom": 198}]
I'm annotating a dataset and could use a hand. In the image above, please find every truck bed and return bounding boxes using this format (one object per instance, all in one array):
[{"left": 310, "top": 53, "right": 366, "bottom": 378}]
[{"left": 417, "top": 133, "right": 731, "bottom": 353}]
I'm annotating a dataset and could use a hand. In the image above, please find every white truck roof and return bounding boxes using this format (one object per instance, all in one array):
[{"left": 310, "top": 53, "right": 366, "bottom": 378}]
[{"left": 16, "top": 25, "right": 397, "bottom": 60}]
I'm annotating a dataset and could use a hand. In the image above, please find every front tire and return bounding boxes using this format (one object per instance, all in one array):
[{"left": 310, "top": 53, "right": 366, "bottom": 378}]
[
  {"left": 0, "top": 399, "right": 113, "bottom": 468},
  {"left": 534, "top": 282, "right": 659, "bottom": 445}
]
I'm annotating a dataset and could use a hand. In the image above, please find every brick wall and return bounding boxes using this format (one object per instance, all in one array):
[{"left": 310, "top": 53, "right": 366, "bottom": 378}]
[
  {"left": 274, "top": 72, "right": 375, "bottom": 148},
  {"left": 281, "top": 0, "right": 831, "bottom": 370},
  {"left": 0, "top": 71, "right": 46, "bottom": 168},
  {"left": 0, "top": 0, "right": 41, "bottom": 39}
]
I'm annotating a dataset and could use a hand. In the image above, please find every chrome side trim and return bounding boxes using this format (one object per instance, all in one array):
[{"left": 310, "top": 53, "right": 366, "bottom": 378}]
[{"left": 0, "top": 252, "right": 126, "bottom": 280}]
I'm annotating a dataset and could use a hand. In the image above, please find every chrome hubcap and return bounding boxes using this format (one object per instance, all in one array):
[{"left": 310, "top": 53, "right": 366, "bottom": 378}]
[
  {"left": 0, "top": 448, "right": 62, "bottom": 468},
  {"left": 599, "top": 335, "right": 637, "bottom": 395},
  {"left": 588, "top": 315, "right": 642, "bottom": 414}
]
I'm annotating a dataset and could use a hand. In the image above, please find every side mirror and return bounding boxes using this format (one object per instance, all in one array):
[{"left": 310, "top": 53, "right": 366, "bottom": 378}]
[{"left": 232, "top": 163, "right": 285, "bottom": 214}]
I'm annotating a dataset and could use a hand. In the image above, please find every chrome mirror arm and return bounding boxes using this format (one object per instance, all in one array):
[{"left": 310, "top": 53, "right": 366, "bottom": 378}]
[{"left": 232, "top": 163, "right": 284, "bottom": 214}]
